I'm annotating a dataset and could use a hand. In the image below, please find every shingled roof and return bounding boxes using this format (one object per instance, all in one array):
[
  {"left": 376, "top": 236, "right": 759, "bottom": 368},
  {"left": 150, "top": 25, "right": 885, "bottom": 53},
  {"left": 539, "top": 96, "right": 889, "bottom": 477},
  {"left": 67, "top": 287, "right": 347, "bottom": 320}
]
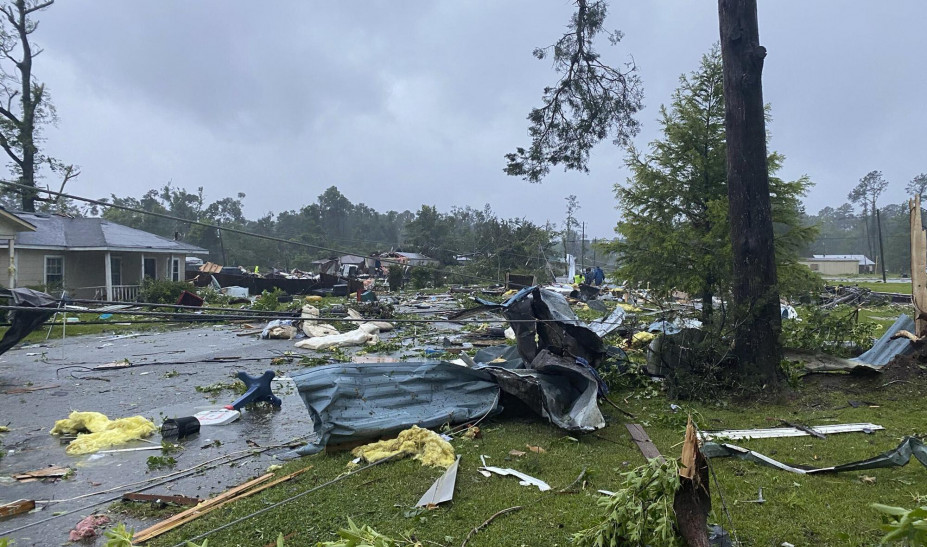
[{"left": 11, "top": 212, "right": 208, "bottom": 254}]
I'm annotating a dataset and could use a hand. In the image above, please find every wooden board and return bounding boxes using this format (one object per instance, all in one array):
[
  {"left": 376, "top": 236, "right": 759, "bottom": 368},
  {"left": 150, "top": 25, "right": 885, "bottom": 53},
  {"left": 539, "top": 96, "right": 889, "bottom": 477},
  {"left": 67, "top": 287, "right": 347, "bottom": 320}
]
[
  {"left": 134, "top": 468, "right": 309, "bottom": 543},
  {"left": 911, "top": 196, "right": 927, "bottom": 336},
  {"left": 625, "top": 423, "right": 665, "bottom": 462},
  {"left": 0, "top": 499, "right": 35, "bottom": 519},
  {"left": 13, "top": 465, "right": 69, "bottom": 482}
]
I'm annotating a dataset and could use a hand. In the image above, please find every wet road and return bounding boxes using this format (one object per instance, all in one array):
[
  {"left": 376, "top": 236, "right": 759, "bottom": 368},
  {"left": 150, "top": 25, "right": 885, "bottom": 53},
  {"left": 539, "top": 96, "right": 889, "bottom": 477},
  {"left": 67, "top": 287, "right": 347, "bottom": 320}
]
[{"left": 0, "top": 325, "right": 320, "bottom": 546}]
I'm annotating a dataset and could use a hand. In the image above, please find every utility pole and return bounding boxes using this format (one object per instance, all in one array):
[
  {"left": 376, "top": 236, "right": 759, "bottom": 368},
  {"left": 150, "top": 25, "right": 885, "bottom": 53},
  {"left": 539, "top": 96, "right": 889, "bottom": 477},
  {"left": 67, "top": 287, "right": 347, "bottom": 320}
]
[
  {"left": 217, "top": 220, "right": 228, "bottom": 266},
  {"left": 580, "top": 222, "right": 585, "bottom": 270},
  {"left": 877, "top": 208, "right": 887, "bottom": 282},
  {"left": 592, "top": 237, "right": 597, "bottom": 267}
]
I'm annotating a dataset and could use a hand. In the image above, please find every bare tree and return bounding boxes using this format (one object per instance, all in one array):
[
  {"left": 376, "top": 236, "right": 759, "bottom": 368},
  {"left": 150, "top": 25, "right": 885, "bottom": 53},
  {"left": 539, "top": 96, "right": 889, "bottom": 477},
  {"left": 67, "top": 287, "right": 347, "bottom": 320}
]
[
  {"left": 718, "top": 0, "right": 782, "bottom": 388},
  {"left": 505, "top": 0, "right": 643, "bottom": 183},
  {"left": 0, "top": 0, "right": 67, "bottom": 212}
]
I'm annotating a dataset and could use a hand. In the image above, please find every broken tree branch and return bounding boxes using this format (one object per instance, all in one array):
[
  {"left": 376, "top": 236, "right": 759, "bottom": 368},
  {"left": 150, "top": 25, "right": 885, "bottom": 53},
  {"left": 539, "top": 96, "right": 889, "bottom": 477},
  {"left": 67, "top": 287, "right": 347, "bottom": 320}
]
[{"left": 461, "top": 506, "right": 523, "bottom": 547}]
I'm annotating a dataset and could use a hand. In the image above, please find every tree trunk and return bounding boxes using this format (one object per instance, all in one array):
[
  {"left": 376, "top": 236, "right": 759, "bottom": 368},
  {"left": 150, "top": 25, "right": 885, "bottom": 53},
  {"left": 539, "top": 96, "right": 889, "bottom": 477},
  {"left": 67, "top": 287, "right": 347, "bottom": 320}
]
[
  {"left": 15, "top": 0, "right": 37, "bottom": 212},
  {"left": 718, "top": 0, "right": 782, "bottom": 387}
]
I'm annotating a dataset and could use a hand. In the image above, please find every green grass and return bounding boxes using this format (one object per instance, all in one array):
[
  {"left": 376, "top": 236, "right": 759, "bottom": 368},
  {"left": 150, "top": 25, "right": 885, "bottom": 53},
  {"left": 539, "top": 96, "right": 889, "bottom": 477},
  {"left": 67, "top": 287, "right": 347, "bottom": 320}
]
[{"left": 141, "top": 370, "right": 927, "bottom": 547}]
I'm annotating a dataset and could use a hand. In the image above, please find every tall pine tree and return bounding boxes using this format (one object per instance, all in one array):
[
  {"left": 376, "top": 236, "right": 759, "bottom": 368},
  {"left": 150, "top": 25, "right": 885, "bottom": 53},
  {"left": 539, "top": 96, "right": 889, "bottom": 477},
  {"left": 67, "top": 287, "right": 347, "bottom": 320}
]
[{"left": 606, "top": 47, "right": 816, "bottom": 324}]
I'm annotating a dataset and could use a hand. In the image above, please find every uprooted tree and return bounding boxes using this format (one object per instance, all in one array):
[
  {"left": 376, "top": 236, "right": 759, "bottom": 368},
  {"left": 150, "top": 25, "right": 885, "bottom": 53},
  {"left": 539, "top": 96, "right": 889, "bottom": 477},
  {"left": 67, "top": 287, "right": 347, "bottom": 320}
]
[
  {"left": 0, "top": 0, "right": 76, "bottom": 212},
  {"left": 504, "top": 0, "right": 642, "bottom": 182}
]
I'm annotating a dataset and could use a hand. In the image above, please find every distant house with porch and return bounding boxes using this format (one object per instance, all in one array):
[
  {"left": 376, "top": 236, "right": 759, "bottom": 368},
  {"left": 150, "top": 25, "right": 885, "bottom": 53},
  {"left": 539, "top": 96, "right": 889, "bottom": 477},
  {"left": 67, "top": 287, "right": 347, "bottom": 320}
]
[
  {"left": 0, "top": 210, "right": 208, "bottom": 301},
  {"left": 799, "top": 254, "right": 876, "bottom": 276}
]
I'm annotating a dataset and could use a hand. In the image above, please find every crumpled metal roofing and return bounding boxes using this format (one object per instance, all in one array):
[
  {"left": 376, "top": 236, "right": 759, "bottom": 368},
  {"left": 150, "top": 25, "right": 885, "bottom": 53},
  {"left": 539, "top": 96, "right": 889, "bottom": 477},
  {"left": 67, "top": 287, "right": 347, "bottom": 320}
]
[
  {"left": 850, "top": 314, "right": 914, "bottom": 367},
  {"left": 291, "top": 361, "right": 500, "bottom": 456}
]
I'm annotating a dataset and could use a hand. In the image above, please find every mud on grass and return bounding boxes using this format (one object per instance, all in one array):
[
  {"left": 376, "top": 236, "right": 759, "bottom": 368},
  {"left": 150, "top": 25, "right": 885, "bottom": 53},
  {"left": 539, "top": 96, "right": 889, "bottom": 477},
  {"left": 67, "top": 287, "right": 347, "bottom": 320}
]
[{"left": 145, "top": 375, "right": 927, "bottom": 547}]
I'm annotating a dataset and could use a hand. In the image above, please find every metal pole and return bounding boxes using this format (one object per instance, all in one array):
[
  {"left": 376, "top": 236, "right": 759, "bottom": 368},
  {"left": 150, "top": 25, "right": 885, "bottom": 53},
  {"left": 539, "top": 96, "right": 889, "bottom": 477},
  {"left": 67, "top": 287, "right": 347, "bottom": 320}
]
[
  {"left": 580, "top": 222, "right": 585, "bottom": 271},
  {"left": 877, "top": 208, "right": 887, "bottom": 282}
]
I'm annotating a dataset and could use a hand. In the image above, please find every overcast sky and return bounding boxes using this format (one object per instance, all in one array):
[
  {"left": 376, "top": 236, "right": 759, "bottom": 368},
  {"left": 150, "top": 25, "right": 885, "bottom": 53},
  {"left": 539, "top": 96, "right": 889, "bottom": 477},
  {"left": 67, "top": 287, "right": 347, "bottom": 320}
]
[{"left": 25, "top": 1, "right": 927, "bottom": 239}]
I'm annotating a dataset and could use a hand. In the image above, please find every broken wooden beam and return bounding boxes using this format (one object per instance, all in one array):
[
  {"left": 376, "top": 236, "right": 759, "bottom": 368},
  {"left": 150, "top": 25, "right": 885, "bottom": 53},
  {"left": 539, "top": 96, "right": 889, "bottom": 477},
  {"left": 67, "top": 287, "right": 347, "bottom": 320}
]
[
  {"left": 0, "top": 499, "right": 35, "bottom": 519},
  {"left": 625, "top": 423, "right": 665, "bottom": 463}
]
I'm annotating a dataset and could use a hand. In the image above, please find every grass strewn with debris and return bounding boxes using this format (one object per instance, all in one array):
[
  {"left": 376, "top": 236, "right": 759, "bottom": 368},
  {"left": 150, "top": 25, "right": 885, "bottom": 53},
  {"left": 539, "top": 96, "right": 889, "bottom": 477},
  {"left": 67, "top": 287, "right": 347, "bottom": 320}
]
[{"left": 143, "top": 366, "right": 927, "bottom": 547}]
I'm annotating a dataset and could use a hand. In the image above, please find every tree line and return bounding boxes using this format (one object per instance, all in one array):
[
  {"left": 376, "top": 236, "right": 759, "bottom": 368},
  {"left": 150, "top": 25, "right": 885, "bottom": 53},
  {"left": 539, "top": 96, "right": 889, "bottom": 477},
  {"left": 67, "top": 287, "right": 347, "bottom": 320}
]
[
  {"left": 98, "top": 184, "right": 559, "bottom": 282},
  {"left": 803, "top": 171, "right": 927, "bottom": 276}
]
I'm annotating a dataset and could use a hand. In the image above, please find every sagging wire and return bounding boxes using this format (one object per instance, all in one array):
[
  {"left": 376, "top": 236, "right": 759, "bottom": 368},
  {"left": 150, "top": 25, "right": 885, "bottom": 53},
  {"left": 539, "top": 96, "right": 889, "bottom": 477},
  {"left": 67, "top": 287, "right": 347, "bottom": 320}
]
[{"left": 0, "top": 179, "right": 502, "bottom": 284}]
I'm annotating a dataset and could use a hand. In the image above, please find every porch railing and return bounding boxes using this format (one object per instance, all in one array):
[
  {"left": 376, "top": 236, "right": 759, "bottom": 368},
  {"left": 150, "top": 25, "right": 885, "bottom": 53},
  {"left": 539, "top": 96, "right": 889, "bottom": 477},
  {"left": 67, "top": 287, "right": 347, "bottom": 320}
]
[{"left": 79, "top": 285, "right": 141, "bottom": 302}]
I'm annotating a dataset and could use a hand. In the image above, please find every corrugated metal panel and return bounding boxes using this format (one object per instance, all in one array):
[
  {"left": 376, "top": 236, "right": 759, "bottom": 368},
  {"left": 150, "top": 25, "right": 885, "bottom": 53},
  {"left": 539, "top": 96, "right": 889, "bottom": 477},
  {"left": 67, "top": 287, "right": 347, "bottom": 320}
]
[
  {"left": 292, "top": 361, "right": 500, "bottom": 456},
  {"left": 851, "top": 314, "right": 914, "bottom": 367}
]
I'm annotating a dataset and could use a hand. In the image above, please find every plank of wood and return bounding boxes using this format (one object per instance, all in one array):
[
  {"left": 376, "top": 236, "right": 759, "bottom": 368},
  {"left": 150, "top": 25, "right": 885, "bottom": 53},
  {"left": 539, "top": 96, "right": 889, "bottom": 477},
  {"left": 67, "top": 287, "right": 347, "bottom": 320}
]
[
  {"left": 625, "top": 423, "right": 665, "bottom": 462},
  {"left": 0, "top": 499, "right": 35, "bottom": 519},
  {"left": 13, "top": 465, "right": 69, "bottom": 481},
  {"left": 911, "top": 195, "right": 927, "bottom": 336},
  {"left": 122, "top": 492, "right": 202, "bottom": 506},
  {"left": 133, "top": 472, "right": 275, "bottom": 542},
  {"left": 134, "top": 468, "right": 309, "bottom": 543}
]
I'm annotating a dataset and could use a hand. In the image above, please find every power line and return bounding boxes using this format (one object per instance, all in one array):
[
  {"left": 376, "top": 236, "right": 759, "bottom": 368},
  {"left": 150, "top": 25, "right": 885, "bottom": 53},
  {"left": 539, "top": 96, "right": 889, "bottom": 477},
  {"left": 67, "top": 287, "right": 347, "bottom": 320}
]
[{"left": 0, "top": 180, "right": 501, "bottom": 284}]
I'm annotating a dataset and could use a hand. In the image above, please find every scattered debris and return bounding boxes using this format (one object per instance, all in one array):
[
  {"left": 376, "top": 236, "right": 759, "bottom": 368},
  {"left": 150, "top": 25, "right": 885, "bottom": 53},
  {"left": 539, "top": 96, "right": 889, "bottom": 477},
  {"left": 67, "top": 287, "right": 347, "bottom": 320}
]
[
  {"left": 121, "top": 492, "right": 202, "bottom": 506},
  {"left": 225, "top": 370, "right": 282, "bottom": 411},
  {"left": 702, "top": 436, "right": 927, "bottom": 474},
  {"left": 625, "top": 423, "right": 665, "bottom": 462},
  {"left": 699, "top": 423, "right": 883, "bottom": 441},
  {"left": 0, "top": 499, "right": 34, "bottom": 520},
  {"left": 478, "top": 466, "right": 550, "bottom": 491},
  {"left": 13, "top": 465, "right": 70, "bottom": 482},
  {"left": 461, "top": 506, "right": 523, "bottom": 547},
  {"left": 49, "top": 411, "right": 157, "bottom": 454},
  {"left": 134, "top": 468, "right": 309, "bottom": 542},
  {"left": 68, "top": 514, "right": 110, "bottom": 541},
  {"left": 416, "top": 455, "right": 461, "bottom": 507},
  {"left": 352, "top": 426, "right": 455, "bottom": 468}
]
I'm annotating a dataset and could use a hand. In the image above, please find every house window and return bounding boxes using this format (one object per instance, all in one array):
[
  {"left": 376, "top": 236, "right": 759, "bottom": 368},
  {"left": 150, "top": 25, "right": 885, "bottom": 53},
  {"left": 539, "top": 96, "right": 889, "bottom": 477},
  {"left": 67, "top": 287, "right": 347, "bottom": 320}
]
[
  {"left": 111, "top": 256, "right": 122, "bottom": 286},
  {"left": 44, "top": 255, "right": 64, "bottom": 288},
  {"left": 171, "top": 258, "right": 180, "bottom": 282},
  {"left": 143, "top": 257, "right": 157, "bottom": 279},
  {"left": 810, "top": 263, "right": 819, "bottom": 271}
]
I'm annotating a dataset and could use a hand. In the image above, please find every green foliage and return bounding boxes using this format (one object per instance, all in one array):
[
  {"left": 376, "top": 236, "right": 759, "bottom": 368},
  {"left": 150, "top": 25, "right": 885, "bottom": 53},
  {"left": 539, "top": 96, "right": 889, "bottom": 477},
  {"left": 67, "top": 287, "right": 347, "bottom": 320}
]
[
  {"left": 409, "top": 268, "right": 431, "bottom": 289},
  {"left": 146, "top": 455, "right": 177, "bottom": 470},
  {"left": 572, "top": 459, "right": 682, "bottom": 547},
  {"left": 872, "top": 503, "right": 927, "bottom": 545},
  {"left": 139, "top": 277, "right": 189, "bottom": 304},
  {"left": 387, "top": 266, "right": 404, "bottom": 291},
  {"left": 195, "top": 380, "right": 247, "bottom": 395},
  {"left": 781, "top": 305, "right": 878, "bottom": 357},
  {"left": 103, "top": 523, "right": 135, "bottom": 547},
  {"left": 504, "top": 0, "right": 642, "bottom": 183},
  {"left": 605, "top": 46, "right": 815, "bottom": 321},
  {"left": 0, "top": 538, "right": 10, "bottom": 547},
  {"left": 252, "top": 288, "right": 287, "bottom": 311},
  {"left": 317, "top": 518, "right": 421, "bottom": 547}
]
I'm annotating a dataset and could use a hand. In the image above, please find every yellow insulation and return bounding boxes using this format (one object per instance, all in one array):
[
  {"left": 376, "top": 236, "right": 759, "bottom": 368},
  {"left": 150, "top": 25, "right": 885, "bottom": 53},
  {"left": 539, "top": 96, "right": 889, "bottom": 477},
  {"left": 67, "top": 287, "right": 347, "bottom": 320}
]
[
  {"left": 352, "top": 426, "right": 455, "bottom": 468},
  {"left": 50, "top": 411, "right": 157, "bottom": 455}
]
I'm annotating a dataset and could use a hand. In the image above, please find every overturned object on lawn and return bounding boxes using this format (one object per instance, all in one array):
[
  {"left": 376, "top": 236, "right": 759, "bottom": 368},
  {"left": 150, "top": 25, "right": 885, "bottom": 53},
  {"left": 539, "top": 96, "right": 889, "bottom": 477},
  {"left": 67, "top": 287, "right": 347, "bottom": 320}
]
[{"left": 702, "top": 436, "right": 927, "bottom": 475}]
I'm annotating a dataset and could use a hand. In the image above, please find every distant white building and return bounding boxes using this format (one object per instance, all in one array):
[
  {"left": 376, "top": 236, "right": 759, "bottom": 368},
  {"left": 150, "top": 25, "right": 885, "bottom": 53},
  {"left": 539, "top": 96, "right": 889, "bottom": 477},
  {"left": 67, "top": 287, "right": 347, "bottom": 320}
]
[{"left": 800, "top": 254, "right": 876, "bottom": 275}]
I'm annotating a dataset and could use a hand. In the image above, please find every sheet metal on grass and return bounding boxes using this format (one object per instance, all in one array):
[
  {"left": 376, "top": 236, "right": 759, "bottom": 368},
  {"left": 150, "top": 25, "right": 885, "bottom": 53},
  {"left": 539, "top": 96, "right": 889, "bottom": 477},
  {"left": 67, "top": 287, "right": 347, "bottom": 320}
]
[
  {"left": 291, "top": 361, "right": 501, "bottom": 456},
  {"left": 702, "top": 436, "right": 927, "bottom": 475}
]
